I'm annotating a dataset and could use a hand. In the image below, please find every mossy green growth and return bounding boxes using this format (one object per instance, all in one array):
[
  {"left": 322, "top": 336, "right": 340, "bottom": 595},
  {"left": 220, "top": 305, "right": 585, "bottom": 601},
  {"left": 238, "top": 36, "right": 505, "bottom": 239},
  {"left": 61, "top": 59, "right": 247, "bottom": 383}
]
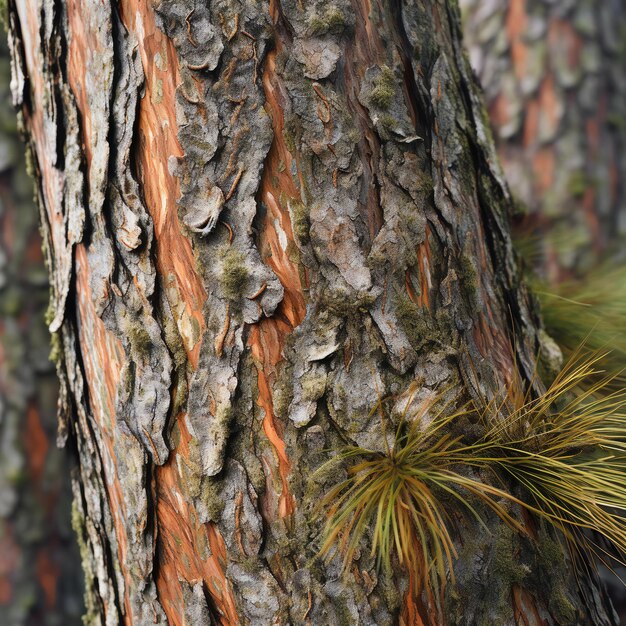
[
  {"left": 272, "top": 364, "right": 294, "bottom": 420},
  {"left": 24, "top": 142, "right": 36, "bottom": 180},
  {"left": 458, "top": 254, "right": 479, "bottom": 306},
  {"left": 122, "top": 361, "right": 136, "bottom": 397},
  {"left": 301, "top": 373, "right": 327, "bottom": 402},
  {"left": 321, "top": 288, "right": 376, "bottom": 317},
  {"left": 226, "top": 360, "right": 269, "bottom": 494},
  {"left": 0, "top": 0, "right": 8, "bottom": 32},
  {"left": 369, "top": 66, "right": 396, "bottom": 110},
  {"left": 309, "top": 6, "right": 346, "bottom": 35},
  {"left": 169, "top": 370, "right": 189, "bottom": 422},
  {"left": 453, "top": 526, "right": 531, "bottom": 626},
  {"left": 329, "top": 595, "right": 354, "bottom": 626},
  {"left": 44, "top": 301, "right": 54, "bottom": 327},
  {"left": 380, "top": 113, "right": 398, "bottom": 136},
  {"left": 289, "top": 200, "right": 310, "bottom": 244},
  {"left": 380, "top": 114, "right": 397, "bottom": 130},
  {"left": 393, "top": 291, "right": 452, "bottom": 350},
  {"left": 394, "top": 292, "right": 425, "bottom": 341},
  {"left": 161, "top": 300, "right": 188, "bottom": 369},
  {"left": 282, "top": 117, "right": 299, "bottom": 155},
  {"left": 49, "top": 331, "right": 62, "bottom": 365},
  {"left": 219, "top": 247, "right": 249, "bottom": 299},
  {"left": 535, "top": 532, "right": 577, "bottom": 623},
  {"left": 129, "top": 325, "right": 152, "bottom": 358},
  {"left": 491, "top": 528, "right": 529, "bottom": 588},
  {"left": 367, "top": 246, "right": 389, "bottom": 270},
  {"left": 377, "top": 113, "right": 400, "bottom": 141},
  {"left": 200, "top": 476, "right": 225, "bottom": 522}
]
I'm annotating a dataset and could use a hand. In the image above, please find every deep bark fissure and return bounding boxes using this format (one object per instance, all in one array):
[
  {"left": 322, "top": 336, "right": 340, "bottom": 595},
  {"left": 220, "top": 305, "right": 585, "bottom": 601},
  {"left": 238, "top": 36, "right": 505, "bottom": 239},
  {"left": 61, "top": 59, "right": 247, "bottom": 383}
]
[
  {"left": 64, "top": 298, "right": 124, "bottom": 620},
  {"left": 391, "top": 0, "right": 432, "bottom": 143}
]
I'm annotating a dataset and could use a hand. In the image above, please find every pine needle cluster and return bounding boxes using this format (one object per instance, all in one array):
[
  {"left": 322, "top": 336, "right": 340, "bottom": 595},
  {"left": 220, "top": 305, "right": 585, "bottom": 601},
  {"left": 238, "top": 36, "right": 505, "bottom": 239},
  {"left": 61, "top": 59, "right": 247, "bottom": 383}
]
[{"left": 318, "top": 350, "right": 626, "bottom": 597}]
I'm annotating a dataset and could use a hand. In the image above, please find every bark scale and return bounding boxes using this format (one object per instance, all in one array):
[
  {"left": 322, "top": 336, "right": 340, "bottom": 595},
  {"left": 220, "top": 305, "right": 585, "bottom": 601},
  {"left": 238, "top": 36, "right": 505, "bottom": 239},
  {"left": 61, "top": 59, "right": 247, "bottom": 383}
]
[
  {"left": 0, "top": 38, "right": 82, "bottom": 625},
  {"left": 7, "top": 0, "right": 618, "bottom": 624},
  {"left": 460, "top": 0, "right": 626, "bottom": 278}
]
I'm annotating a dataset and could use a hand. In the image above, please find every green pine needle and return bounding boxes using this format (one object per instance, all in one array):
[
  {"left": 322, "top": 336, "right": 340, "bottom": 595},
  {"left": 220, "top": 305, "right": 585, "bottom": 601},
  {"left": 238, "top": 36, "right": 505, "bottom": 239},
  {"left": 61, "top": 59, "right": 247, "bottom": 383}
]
[
  {"left": 316, "top": 394, "right": 525, "bottom": 596},
  {"left": 536, "top": 263, "right": 626, "bottom": 388},
  {"left": 477, "top": 349, "right": 626, "bottom": 571},
  {"left": 318, "top": 350, "right": 626, "bottom": 598}
]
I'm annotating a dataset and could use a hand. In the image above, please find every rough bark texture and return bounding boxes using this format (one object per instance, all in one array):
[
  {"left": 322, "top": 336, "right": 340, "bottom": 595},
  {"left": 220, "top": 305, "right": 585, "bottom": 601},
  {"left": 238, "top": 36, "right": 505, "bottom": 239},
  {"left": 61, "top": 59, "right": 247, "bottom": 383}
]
[
  {"left": 460, "top": 0, "right": 626, "bottom": 278},
  {"left": 7, "top": 0, "right": 619, "bottom": 624},
  {"left": 0, "top": 38, "right": 82, "bottom": 625}
]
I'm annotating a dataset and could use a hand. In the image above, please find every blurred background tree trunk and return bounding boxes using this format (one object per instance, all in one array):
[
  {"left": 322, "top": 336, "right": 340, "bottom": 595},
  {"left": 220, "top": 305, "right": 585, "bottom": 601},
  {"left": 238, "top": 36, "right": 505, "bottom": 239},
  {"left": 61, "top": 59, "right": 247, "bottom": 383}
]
[
  {"left": 6, "top": 0, "right": 620, "bottom": 624},
  {"left": 460, "top": 0, "right": 626, "bottom": 280},
  {"left": 0, "top": 37, "right": 82, "bottom": 626},
  {"left": 459, "top": 0, "right": 626, "bottom": 619}
]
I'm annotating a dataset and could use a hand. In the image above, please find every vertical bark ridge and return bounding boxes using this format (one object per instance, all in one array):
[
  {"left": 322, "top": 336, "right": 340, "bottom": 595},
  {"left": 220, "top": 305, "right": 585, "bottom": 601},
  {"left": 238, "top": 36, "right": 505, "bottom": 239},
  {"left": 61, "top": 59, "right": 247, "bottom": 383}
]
[
  {"left": 155, "top": 425, "right": 238, "bottom": 625},
  {"left": 247, "top": 42, "right": 309, "bottom": 523},
  {"left": 117, "top": 0, "right": 208, "bottom": 368},
  {"left": 74, "top": 244, "right": 135, "bottom": 624},
  {"left": 12, "top": 0, "right": 171, "bottom": 622}
]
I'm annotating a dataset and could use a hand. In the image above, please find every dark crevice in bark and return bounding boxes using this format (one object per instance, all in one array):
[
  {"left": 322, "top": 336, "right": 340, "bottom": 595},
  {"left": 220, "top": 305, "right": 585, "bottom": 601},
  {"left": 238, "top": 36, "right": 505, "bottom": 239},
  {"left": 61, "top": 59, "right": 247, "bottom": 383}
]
[
  {"left": 442, "top": 1, "right": 537, "bottom": 384},
  {"left": 390, "top": 0, "right": 431, "bottom": 147},
  {"left": 261, "top": 556, "right": 289, "bottom": 595},
  {"left": 200, "top": 580, "right": 224, "bottom": 625},
  {"left": 52, "top": 2, "right": 67, "bottom": 169},
  {"left": 344, "top": 0, "right": 385, "bottom": 246},
  {"left": 269, "top": 0, "right": 295, "bottom": 46}
]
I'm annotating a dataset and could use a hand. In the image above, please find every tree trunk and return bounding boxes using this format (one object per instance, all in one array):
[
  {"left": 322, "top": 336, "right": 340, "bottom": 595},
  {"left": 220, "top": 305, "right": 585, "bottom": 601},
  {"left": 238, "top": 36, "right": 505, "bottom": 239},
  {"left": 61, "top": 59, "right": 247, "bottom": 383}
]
[
  {"left": 460, "top": 0, "right": 626, "bottom": 619},
  {"left": 6, "top": 0, "right": 618, "bottom": 624},
  {"left": 460, "top": 0, "right": 626, "bottom": 279},
  {"left": 0, "top": 37, "right": 83, "bottom": 625}
]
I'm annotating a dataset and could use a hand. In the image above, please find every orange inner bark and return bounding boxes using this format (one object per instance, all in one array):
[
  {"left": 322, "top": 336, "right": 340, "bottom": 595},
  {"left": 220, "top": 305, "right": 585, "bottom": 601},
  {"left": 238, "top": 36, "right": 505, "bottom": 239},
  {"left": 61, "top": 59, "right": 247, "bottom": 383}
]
[
  {"left": 116, "top": 1, "right": 238, "bottom": 622},
  {"left": 247, "top": 48, "right": 307, "bottom": 522}
]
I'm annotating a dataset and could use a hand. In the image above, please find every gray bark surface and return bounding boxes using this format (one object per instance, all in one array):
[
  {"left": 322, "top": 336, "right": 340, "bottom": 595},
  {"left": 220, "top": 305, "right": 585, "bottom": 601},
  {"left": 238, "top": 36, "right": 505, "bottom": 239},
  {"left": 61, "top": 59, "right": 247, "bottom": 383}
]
[{"left": 7, "top": 0, "right": 619, "bottom": 624}]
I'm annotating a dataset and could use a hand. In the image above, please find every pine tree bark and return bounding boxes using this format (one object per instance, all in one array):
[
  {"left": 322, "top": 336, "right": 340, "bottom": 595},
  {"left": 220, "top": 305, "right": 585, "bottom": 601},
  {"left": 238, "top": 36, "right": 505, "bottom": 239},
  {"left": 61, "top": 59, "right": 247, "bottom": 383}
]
[
  {"left": 460, "top": 0, "right": 626, "bottom": 278},
  {"left": 0, "top": 38, "right": 82, "bottom": 625},
  {"left": 6, "top": 0, "right": 619, "bottom": 624}
]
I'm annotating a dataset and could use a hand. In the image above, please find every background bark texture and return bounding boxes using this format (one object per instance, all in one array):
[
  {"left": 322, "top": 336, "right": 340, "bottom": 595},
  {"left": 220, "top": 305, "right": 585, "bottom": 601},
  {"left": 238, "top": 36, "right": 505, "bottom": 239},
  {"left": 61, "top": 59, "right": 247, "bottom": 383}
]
[
  {"left": 460, "top": 0, "right": 626, "bottom": 619},
  {"left": 6, "top": 0, "right": 619, "bottom": 624},
  {"left": 460, "top": 0, "right": 626, "bottom": 278},
  {"left": 0, "top": 39, "right": 82, "bottom": 626}
]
